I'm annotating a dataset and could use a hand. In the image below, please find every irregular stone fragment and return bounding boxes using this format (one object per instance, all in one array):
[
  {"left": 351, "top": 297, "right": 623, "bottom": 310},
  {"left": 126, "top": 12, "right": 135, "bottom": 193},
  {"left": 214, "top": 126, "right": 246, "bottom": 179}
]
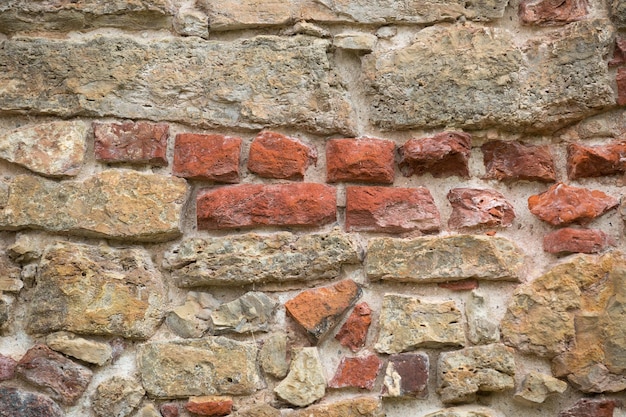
[
  {"left": 231, "top": 404, "right": 281, "bottom": 417},
  {"left": 519, "top": 0, "right": 588, "bottom": 25},
  {"left": 0, "top": 298, "right": 9, "bottom": 331},
  {"left": 0, "top": 387, "right": 64, "bottom": 417},
  {"left": 160, "top": 403, "right": 180, "bottom": 417},
  {"left": 423, "top": 406, "right": 503, "bottom": 417},
  {"left": 466, "top": 291, "right": 500, "bottom": 345},
  {"left": 138, "top": 337, "right": 262, "bottom": 398},
  {"left": 558, "top": 398, "right": 619, "bottom": 417},
  {"left": 285, "top": 280, "right": 361, "bottom": 340},
  {"left": 329, "top": 354, "right": 382, "bottom": 390},
  {"left": 326, "top": 138, "right": 395, "bottom": 184},
  {"left": 282, "top": 21, "right": 330, "bottom": 37},
  {"left": 0, "top": 252, "right": 22, "bottom": 292},
  {"left": 260, "top": 332, "right": 290, "bottom": 379},
  {"left": 383, "top": 352, "right": 429, "bottom": 398},
  {"left": 247, "top": 131, "right": 317, "bottom": 180},
  {"left": 287, "top": 397, "right": 383, "bottom": 417},
  {"left": 166, "top": 299, "right": 211, "bottom": 339},
  {"left": 375, "top": 294, "right": 464, "bottom": 354},
  {"left": 0, "top": 354, "right": 16, "bottom": 381},
  {"left": 567, "top": 141, "right": 626, "bottom": 179},
  {"left": 346, "top": 186, "right": 441, "bottom": 233},
  {"left": 398, "top": 132, "right": 471, "bottom": 178},
  {"left": 558, "top": 109, "right": 626, "bottom": 140},
  {"left": 93, "top": 121, "right": 168, "bottom": 166},
  {"left": 0, "top": 36, "right": 354, "bottom": 135},
  {"left": 45, "top": 332, "right": 113, "bottom": 366},
  {"left": 0, "top": 121, "right": 86, "bottom": 177},
  {"left": 17, "top": 344, "right": 92, "bottom": 405},
  {"left": 333, "top": 33, "right": 377, "bottom": 51},
  {"left": 174, "top": 7, "right": 209, "bottom": 38},
  {"left": 173, "top": 133, "right": 242, "bottom": 183},
  {"left": 437, "top": 344, "right": 515, "bottom": 404},
  {"left": 92, "top": 376, "right": 145, "bottom": 417},
  {"left": 482, "top": 140, "right": 556, "bottom": 182},
  {"left": 335, "top": 302, "right": 372, "bottom": 352},
  {"left": 164, "top": 229, "right": 359, "bottom": 287},
  {"left": 185, "top": 396, "right": 233, "bottom": 416},
  {"left": 366, "top": 235, "right": 523, "bottom": 283},
  {"left": 618, "top": 68, "right": 626, "bottom": 106},
  {"left": 274, "top": 347, "right": 326, "bottom": 407},
  {"left": 27, "top": 241, "right": 165, "bottom": 339},
  {"left": 211, "top": 292, "right": 276, "bottom": 334},
  {"left": 514, "top": 372, "right": 567, "bottom": 404},
  {"left": 543, "top": 228, "right": 614, "bottom": 254},
  {"left": 0, "top": 170, "right": 188, "bottom": 242},
  {"left": 528, "top": 183, "right": 618, "bottom": 226},
  {"left": 447, "top": 188, "right": 515, "bottom": 229}
]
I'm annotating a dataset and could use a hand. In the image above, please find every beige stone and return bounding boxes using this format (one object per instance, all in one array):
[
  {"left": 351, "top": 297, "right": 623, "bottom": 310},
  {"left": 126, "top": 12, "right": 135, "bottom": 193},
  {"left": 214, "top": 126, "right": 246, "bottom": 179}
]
[
  {"left": 165, "top": 300, "right": 211, "bottom": 338},
  {"left": 259, "top": 332, "right": 290, "bottom": 378},
  {"left": 211, "top": 292, "right": 276, "bottom": 334},
  {"left": 232, "top": 404, "right": 282, "bottom": 417},
  {"left": 46, "top": 332, "right": 113, "bottom": 366},
  {"left": 333, "top": 33, "right": 377, "bottom": 51},
  {"left": 285, "top": 397, "right": 384, "bottom": 417},
  {"left": 274, "top": 347, "right": 325, "bottom": 407},
  {"left": 466, "top": 291, "right": 500, "bottom": 345},
  {"left": 514, "top": 372, "right": 567, "bottom": 404},
  {"left": 134, "top": 404, "right": 161, "bottom": 417},
  {"left": 423, "top": 406, "right": 504, "bottom": 417},
  {"left": 92, "top": 376, "right": 145, "bottom": 417}
]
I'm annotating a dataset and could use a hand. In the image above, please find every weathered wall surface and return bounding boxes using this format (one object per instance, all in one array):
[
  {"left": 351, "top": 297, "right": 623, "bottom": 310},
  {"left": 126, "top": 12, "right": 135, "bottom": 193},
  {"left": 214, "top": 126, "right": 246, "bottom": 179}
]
[{"left": 0, "top": 1, "right": 626, "bottom": 416}]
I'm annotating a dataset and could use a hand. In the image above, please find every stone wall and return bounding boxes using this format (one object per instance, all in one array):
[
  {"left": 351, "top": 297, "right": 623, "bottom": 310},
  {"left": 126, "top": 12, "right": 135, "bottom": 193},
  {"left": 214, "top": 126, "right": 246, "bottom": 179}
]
[{"left": 0, "top": 1, "right": 625, "bottom": 417}]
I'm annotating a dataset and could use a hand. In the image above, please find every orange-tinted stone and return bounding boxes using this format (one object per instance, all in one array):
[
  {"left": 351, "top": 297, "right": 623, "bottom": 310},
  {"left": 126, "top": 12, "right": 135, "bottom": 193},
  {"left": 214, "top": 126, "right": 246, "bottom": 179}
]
[
  {"left": 543, "top": 227, "right": 614, "bottom": 254},
  {"left": 558, "top": 398, "right": 619, "bottom": 417},
  {"left": 326, "top": 138, "right": 395, "bottom": 183},
  {"left": 247, "top": 131, "right": 316, "bottom": 180},
  {"left": 438, "top": 279, "right": 479, "bottom": 291},
  {"left": 93, "top": 121, "right": 169, "bottom": 166},
  {"left": 618, "top": 68, "right": 626, "bottom": 106},
  {"left": 567, "top": 141, "right": 626, "bottom": 179},
  {"left": 398, "top": 132, "right": 471, "bottom": 178},
  {"left": 185, "top": 396, "right": 232, "bottom": 416},
  {"left": 173, "top": 133, "right": 241, "bottom": 183},
  {"left": 447, "top": 188, "right": 515, "bottom": 229},
  {"left": 329, "top": 354, "right": 382, "bottom": 390},
  {"left": 335, "top": 302, "right": 372, "bottom": 352},
  {"left": 482, "top": 141, "right": 556, "bottom": 183},
  {"left": 519, "top": 0, "right": 588, "bottom": 25}
]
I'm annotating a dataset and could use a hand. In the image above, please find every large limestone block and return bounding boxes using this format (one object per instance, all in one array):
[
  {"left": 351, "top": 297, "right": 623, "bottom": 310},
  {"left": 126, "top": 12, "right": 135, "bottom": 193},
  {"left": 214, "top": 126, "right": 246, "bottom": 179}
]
[
  {"left": 0, "top": 170, "right": 188, "bottom": 242},
  {"left": 26, "top": 241, "right": 166, "bottom": 339},
  {"left": 0, "top": 35, "right": 354, "bottom": 135}
]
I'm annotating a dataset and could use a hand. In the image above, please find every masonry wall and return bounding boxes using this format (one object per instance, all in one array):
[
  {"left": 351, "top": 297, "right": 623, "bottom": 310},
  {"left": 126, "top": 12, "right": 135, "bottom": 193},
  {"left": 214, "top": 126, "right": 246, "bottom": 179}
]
[{"left": 0, "top": 1, "right": 625, "bottom": 417}]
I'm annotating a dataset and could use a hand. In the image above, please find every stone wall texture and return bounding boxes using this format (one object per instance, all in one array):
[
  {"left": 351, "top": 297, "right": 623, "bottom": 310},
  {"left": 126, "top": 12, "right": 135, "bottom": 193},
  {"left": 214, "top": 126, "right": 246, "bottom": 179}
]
[{"left": 0, "top": 1, "right": 626, "bottom": 417}]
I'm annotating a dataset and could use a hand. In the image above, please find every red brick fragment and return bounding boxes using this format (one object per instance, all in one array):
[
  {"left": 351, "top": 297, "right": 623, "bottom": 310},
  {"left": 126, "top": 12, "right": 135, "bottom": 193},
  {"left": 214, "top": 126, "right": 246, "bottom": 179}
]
[
  {"left": 618, "top": 68, "right": 626, "bottom": 106},
  {"left": 482, "top": 141, "right": 556, "bottom": 183},
  {"left": 567, "top": 141, "right": 626, "bottom": 179},
  {"left": 398, "top": 131, "right": 471, "bottom": 178},
  {"left": 383, "top": 353, "right": 429, "bottom": 398},
  {"left": 346, "top": 186, "right": 440, "bottom": 233},
  {"left": 0, "top": 387, "right": 64, "bottom": 417},
  {"left": 438, "top": 279, "right": 479, "bottom": 291},
  {"left": 543, "top": 228, "right": 614, "bottom": 254},
  {"left": 447, "top": 188, "right": 515, "bottom": 229},
  {"left": 609, "top": 37, "right": 626, "bottom": 67},
  {"left": 160, "top": 403, "right": 180, "bottom": 417},
  {"left": 336, "top": 302, "right": 372, "bottom": 352},
  {"left": 326, "top": 138, "right": 395, "bottom": 183},
  {"left": 286, "top": 280, "right": 361, "bottom": 340},
  {"left": 558, "top": 398, "right": 619, "bottom": 417},
  {"left": 93, "top": 121, "right": 168, "bottom": 166},
  {"left": 247, "top": 131, "right": 316, "bottom": 180},
  {"left": 519, "top": 0, "right": 588, "bottom": 25},
  {"left": 173, "top": 133, "right": 241, "bottom": 183},
  {"left": 197, "top": 183, "right": 336, "bottom": 230},
  {"left": 0, "top": 354, "right": 16, "bottom": 381},
  {"left": 185, "top": 396, "right": 233, "bottom": 416},
  {"left": 329, "top": 354, "right": 382, "bottom": 390}
]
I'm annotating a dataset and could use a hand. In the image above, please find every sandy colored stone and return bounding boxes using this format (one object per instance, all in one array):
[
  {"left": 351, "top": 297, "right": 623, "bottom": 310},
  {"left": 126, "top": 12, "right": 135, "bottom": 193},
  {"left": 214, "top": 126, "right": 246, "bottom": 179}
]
[
  {"left": 211, "top": 292, "right": 277, "bottom": 334},
  {"left": 466, "top": 291, "right": 500, "bottom": 345},
  {"left": 514, "top": 372, "right": 567, "bottom": 404},
  {"left": 27, "top": 241, "right": 166, "bottom": 339},
  {"left": 286, "top": 397, "right": 383, "bottom": 417},
  {"left": 558, "top": 109, "right": 626, "bottom": 141},
  {"left": 135, "top": 404, "right": 162, "bottom": 417},
  {"left": 423, "top": 406, "right": 504, "bottom": 417},
  {"left": 260, "top": 332, "right": 290, "bottom": 379},
  {"left": 333, "top": 33, "right": 377, "bottom": 51},
  {"left": 447, "top": 188, "right": 515, "bottom": 229},
  {"left": 0, "top": 387, "right": 64, "bottom": 417},
  {"left": 92, "top": 376, "right": 145, "bottom": 417},
  {"left": 482, "top": 140, "right": 556, "bottom": 182},
  {"left": 274, "top": 347, "right": 326, "bottom": 407},
  {"left": 45, "top": 332, "right": 113, "bottom": 366},
  {"left": 231, "top": 404, "right": 281, "bottom": 417},
  {"left": 0, "top": 251, "right": 22, "bottom": 292},
  {"left": 335, "top": 302, "right": 372, "bottom": 352},
  {"left": 164, "top": 229, "right": 359, "bottom": 287},
  {"left": 366, "top": 235, "right": 523, "bottom": 283},
  {"left": 165, "top": 300, "right": 211, "bottom": 339},
  {"left": 375, "top": 294, "right": 464, "bottom": 354}
]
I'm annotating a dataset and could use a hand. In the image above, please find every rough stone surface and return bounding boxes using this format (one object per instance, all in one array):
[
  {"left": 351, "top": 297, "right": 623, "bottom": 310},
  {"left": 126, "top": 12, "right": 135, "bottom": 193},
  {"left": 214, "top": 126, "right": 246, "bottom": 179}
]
[
  {"left": 274, "top": 347, "right": 326, "bottom": 407},
  {"left": 231, "top": 404, "right": 281, "bottom": 417},
  {"left": 397, "top": 132, "right": 471, "bottom": 178},
  {"left": 559, "top": 109, "right": 626, "bottom": 141},
  {"left": 16, "top": 344, "right": 92, "bottom": 405},
  {"left": 438, "top": 279, "right": 480, "bottom": 291},
  {"left": 165, "top": 229, "right": 359, "bottom": 287},
  {"left": 383, "top": 352, "right": 429, "bottom": 398},
  {"left": 618, "top": 68, "right": 626, "bottom": 106},
  {"left": 610, "top": 37, "right": 626, "bottom": 66},
  {"left": 345, "top": 186, "right": 441, "bottom": 233},
  {"left": 286, "top": 397, "right": 384, "bottom": 417},
  {"left": 260, "top": 332, "right": 290, "bottom": 379},
  {"left": 0, "top": 354, "right": 16, "bottom": 381},
  {"left": 0, "top": 36, "right": 354, "bottom": 135},
  {"left": 326, "top": 138, "right": 395, "bottom": 184},
  {"left": 333, "top": 33, "right": 377, "bottom": 51},
  {"left": 364, "top": 20, "right": 614, "bottom": 132},
  {"left": 27, "top": 241, "right": 166, "bottom": 339},
  {"left": 0, "top": 252, "right": 22, "bottom": 293},
  {"left": 45, "top": 332, "right": 113, "bottom": 366},
  {"left": 93, "top": 121, "right": 168, "bottom": 166},
  {"left": 92, "top": 376, "right": 145, "bottom": 417},
  {"left": 160, "top": 404, "right": 180, "bottom": 417},
  {"left": 466, "top": 291, "right": 500, "bottom": 345},
  {"left": 514, "top": 372, "right": 568, "bottom": 404},
  {"left": 528, "top": 183, "right": 619, "bottom": 226},
  {"left": 135, "top": 404, "right": 162, "bottom": 417},
  {"left": 247, "top": 131, "right": 316, "bottom": 180},
  {"left": 329, "top": 354, "right": 382, "bottom": 390},
  {"left": 211, "top": 292, "right": 277, "bottom": 334},
  {"left": 447, "top": 188, "right": 515, "bottom": 229},
  {"left": 185, "top": 396, "right": 233, "bottom": 417},
  {"left": 138, "top": 337, "right": 262, "bottom": 398},
  {"left": 482, "top": 141, "right": 556, "bottom": 182},
  {"left": 366, "top": 235, "right": 524, "bottom": 283},
  {"left": 437, "top": 344, "right": 515, "bottom": 404},
  {"left": 0, "top": 121, "right": 87, "bottom": 177},
  {"left": 285, "top": 280, "right": 361, "bottom": 340},
  {"left": 558, "top": 398, "right": 619, "bottom": 417},
  {"left": 335, "top": 302, "right": 372, "bottom": 352},
  {"left": 173, "top": 133, "right": 242, "bottom": 183},
  {"left": 166, "top": 299, "right": 211, "bottom": 338},
  {"left": 0, "top": 387, "right": 64, "bottom": 417},
  {"left": 567, "top": 141, "right": 626, "bottom": 179},
  {"left": 423, "top": 406, "right": 503, "bottom": 417},
  {"left": 196, "top": 183, "right": 336, "bottom": 229},
  {"left": 543, "top": 227, "right": 614, "bottom": 254},
  {"left": 613, "top": 0, "right": 626, "bottom": 27},
  {"left": 519, "top": 0, "right": 588, "bottom": 25},
  {"left": 0, "top": 170, "right": 188, "bottom": 242},
  {"left": 375, "top": 294, "right": 465, "bottom": 353}
]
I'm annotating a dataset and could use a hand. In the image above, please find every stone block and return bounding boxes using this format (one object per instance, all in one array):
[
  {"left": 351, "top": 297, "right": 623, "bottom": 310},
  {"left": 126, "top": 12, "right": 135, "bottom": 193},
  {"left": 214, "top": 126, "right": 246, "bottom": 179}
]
[
  {"left": 92, "top": 377, "right": 145, "bottom": 417},
  {"left": 248, "top": 131, "right": 316, "bottom": 180},
  {"left": 482, "top": 140, "right": 556, "bottom": 182},
  {"left": 274, "top": 347, "right": 325, "bottom": 406},
  {"left": 173, "top": 133, "right": 241, "bottom": 183},
  {"left": 93, "top": 121, "right": 168, "bottom": 166},
  {"left": 397, "top": 132, "right": 471, "bottom": 178},
  {"left": 326, "top": 138, "right": 395, "bottom": 184}
]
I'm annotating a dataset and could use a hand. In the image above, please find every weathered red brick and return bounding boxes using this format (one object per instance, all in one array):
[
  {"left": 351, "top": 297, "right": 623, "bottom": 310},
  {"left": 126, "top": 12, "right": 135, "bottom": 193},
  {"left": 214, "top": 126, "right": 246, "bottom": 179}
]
[
  {"left": 161, "top": 403, "right": 180, "bottom": 417},
  {"left": 0, "top": 354, "right": 16, "bottom": 381},
  {"left": 528, "top": 183, "right": 618, "bottom": 226},
  {"left": 173, "top": 133, "right": 241, "bottom": 183},
  {"left": 247, "top": 131, "right": 316, "bottom": 180},
  {"left": 482, "top": 141, "right": 556, "bottom": 182},
  {"left": 609, "top": 37, "right": 626, "bottom": 67},
  {"left": 383, "top": 353, "right": 429, "bottom": 398},
  {"left": 398, "top": 131, "right": 471, "bottom": 178},
  {"left": 447, "top": 188, "right": 515, "bottom": 229},
  {"left": 185, "top": 396, "right": 233, "bottom": 416},
  {"left": 326, "top": 138, "right": 395, "bottom": 183},
  {"left": 618, "top": 68, "right": 626, "bottom": 106},
  {"left": 543, "top": 227, "right": 614, "bottom": 254},
  {"left": 0, "top": 387, "right": 64, "bottom": 417},
  {"left": 335, "top": 302, "right": 372, "bottom": 352},
  {"left": 197, "top": 183, "right": 336, "bottom": 229},
  {"left": 329, "top": 354, "right": 382, "bottom": 390},
  {"left": 286, "top": 280, "right": 361, "bottom": 340},
  {"left": 438, "top": 279, "right": 480, "bottom": 291},
  {"left": 558, "top": 398, "right": 619, "bottom": 417},
  {"left": 568, "top": 141, "right": 626, "bottom": 179},
  {"left": 519, "top": 0, "right": 588, "bottom": 25},
  {"left": 93, "top": 121, "right": 168, "bottom": 166},
  {"left": 345, "top": 186, "right": 440, "bottom": 233}
]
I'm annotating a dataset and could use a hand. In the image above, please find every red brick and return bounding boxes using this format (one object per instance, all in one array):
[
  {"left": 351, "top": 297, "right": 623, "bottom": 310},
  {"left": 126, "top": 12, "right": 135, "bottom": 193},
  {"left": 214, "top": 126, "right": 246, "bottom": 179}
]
[
  {"left": 345, "top": 186, "right": 440, "bottom": 233},
  {"left": 383, "top": 353, "right": 429, "bottom": 398},
  {"left": 438, "top": 279, "right": 479, "bottom": 291},
  {"left": 329, "top": 354, "right": 382, "bottom": 390},
  {"left": 185, "top": 396, "right": 232, "bottom": 416},
  {"left": 447, "top": 188, "right": 515, "bottom": 229},
  {"left": 335, "top": 302, "right": 372, "bottom": 352},
  {"left": 160, "top": 403, "right": 180, "bottom": 417},
  {"left": 173, "top": 133, "right": 241, "bottom": 183},
  {"left": 482, "top": 141, "right": 556, "bottom": 183},
  {"left": 247, "top": 131, "right": 316, "bottom": 180},
  {"left": 93, "top": 121, "right": 168, "bottom": 166},
  {"left": 558, "top": 398, "right": 619, "bottom": 417},
  {"left": 197, "top": 183, "right": 336, "bottom": 230},
  {"left": 326, "top": 138, "right": 395, "bottom": 183},
  {"left": 528, "top": 183, "right": 618, "bottom": 226},
  {"left": 398, "top": 131, "right": 471, "bottom": 178},
  {"left": 286, "top": 280, "right": 361, "bottom": 340},
  {"left": 0, "top": 354, "right": 16, "bottom": 381},
  {"left": 543, "top": 227, "right": 614, "bottom": 254},
  {"left": 609, "top": 37, "right": 626, "bottom": 67},
  {"left": 519, "top": 0, "right": 588, "bottom": 25},
  {"left": 618, "top": 68, "right": 626, "bottom": 106},
  {"left": 568, "top": 141, "right": 626, "bottom": 179}
]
